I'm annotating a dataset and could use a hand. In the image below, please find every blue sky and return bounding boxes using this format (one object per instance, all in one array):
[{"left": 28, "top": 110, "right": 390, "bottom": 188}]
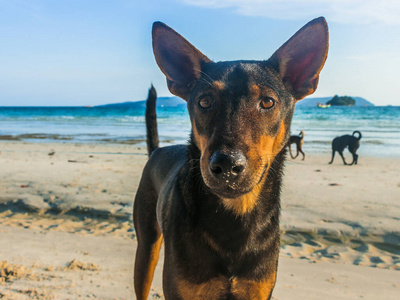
[{"left": 0, "top": 0, "right": 399, "bottom": 106}]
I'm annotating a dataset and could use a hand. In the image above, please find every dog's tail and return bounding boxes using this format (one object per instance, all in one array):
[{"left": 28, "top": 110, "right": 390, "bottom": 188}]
[
  {"left": 352, "top": 131, "right": 362, "bottom": 140},
  {"left": 299, "top": 130, "right": 305, "bottom": 138},
  {"left": 145, "top": 85, "right": 159, "bottom": 156}
]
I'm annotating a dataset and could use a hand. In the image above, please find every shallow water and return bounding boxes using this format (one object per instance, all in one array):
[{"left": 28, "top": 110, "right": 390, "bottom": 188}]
[{"left": 1, "top": 105, "right": 399, "bottom": 157}]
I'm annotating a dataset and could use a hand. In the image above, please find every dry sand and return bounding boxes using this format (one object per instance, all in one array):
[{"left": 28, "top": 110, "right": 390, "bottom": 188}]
[{"left": 0, "top": 141, "right": 399, "bottom": 299}]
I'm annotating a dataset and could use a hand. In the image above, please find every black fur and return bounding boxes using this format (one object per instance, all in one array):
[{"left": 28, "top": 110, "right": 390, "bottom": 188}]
[{"left": 145, "top": 85, "right": 159, "bottom": 156}]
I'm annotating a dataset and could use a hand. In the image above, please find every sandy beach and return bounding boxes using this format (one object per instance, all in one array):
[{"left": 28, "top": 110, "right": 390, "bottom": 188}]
[{"left": 0, "top": 141, "right": 399, "bottom": 299}]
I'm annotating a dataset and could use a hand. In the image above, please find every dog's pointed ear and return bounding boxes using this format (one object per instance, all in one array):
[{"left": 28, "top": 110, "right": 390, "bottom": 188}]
[
  {"left": 269, "top": 17, "right": 329, "bottom": 101},
  {"left": 152, "top": 22, "right": 212, "bottom": 100}
]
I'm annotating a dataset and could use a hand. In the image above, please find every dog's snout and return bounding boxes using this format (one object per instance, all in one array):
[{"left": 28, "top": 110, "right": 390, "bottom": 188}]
[{"left": 209, "top": 151, "right": 247, "bottom": 181}]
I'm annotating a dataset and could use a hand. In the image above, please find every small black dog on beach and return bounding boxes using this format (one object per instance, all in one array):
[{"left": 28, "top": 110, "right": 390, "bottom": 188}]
[
  {"left": 287, "top": 130, "right": 305, "bottom": 160},
  {"left": 134, "top": 18, "right": 329, "bottom": 299},
  {"left": 329, "top": 131, "right": 362, "bottom": 165}
]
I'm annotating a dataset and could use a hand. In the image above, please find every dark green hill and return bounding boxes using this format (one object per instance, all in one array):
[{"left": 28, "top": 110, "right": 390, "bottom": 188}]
[
  {"left": 326, "top": 95, "right": 355, "bottom": 106},
  {"left": 296, "top": 96, "right": 374, "bottom": 107}
]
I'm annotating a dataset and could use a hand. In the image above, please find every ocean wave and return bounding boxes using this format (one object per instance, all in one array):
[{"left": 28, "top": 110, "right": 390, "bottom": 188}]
[
  {"left": 363, "top": 140, "right": 385, "bottom": 145},
  {"left": 305, "top": 140, "right": 332, "bottom": 145}
]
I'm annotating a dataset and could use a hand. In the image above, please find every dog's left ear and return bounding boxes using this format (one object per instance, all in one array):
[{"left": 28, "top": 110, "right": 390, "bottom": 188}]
[
  {"left": 269, "top": 17, "right": 329, "bottom": 101},
  {"left": 152, "top": 22, "right": 212, "bottom": 100}
]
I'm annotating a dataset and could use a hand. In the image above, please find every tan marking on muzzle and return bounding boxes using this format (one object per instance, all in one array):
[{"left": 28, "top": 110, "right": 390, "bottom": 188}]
[
  {"left": 249, "top": 119, "right": 287, "bottom": 167},
  {"left": 221, "top": 120, "right": 287, "bottom": 216},
  {"left": 272, "top": 120, "right": 287, "bottom": 155},
  {"left": 192, "top": 122, "right": 208, "bottom": 153}
]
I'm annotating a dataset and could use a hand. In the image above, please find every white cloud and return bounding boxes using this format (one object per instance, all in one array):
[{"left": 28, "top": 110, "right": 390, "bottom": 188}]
[{"left": 181, "top": 0, "right": 400, "bottom": 24}]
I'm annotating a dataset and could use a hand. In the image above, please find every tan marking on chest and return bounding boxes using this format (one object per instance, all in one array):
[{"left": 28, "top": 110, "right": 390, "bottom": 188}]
[
  {"left": 176, "top": 273, "right": 277, "bottom": 300},
  {"left": 177, "top": 276, "right": 230, "bottom": 299},
  {"left": 230, "top": 273, "right": 277, "bottom": 299}
]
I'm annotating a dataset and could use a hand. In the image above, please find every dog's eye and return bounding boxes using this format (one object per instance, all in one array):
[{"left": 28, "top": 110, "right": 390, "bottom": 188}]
[
  {"left": 260, "top": 98, "right": 275, "bottom": 110},
  {"left": 198, "top": 96, "right": 212, "bottom": 109}
]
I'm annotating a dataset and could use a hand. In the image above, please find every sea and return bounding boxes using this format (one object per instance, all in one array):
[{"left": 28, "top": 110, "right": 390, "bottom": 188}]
[{"left": 0, "top": 105, "right": 399, "bottom": 158}]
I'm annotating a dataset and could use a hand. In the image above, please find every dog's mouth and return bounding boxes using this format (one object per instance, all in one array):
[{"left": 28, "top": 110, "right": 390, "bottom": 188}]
[
  {"left": 207, "top": 181, "right": 259, "bottom": 199},
  {"left": 205, "top": 181, "right": 253, "bottom": 199}
]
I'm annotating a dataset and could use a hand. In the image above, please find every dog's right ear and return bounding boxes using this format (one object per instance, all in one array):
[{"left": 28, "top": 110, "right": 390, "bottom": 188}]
[
  {"left": 152, "top": 22, "right": 212, "bottom": 100},
  {"left": 268, "top": 17, "right": 329, "bottom": 101}
]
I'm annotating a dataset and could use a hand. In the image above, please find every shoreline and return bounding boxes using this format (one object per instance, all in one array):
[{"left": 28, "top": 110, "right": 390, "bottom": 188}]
[
  {"left": 1, "top": 141, "right": 399, "bottom": 299},
  {"left": 1, "top": 138, "right": 400, "bottom": 160}
]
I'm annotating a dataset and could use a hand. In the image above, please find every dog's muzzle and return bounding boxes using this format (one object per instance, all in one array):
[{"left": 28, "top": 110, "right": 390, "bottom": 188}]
[{"left": 208, "top": 150, "right": 247, "bottom": 185}]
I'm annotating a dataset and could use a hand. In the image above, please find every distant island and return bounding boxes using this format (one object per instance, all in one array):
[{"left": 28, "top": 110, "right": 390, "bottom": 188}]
[
  {"left": 96, "top": 96, "right": 186, "bottom": 109},
  {"left": 326, "top": 95, "right": 355, "bottom": 106},
  {"left": 296, "top": 96, "right": 374, "bottom": 107}
]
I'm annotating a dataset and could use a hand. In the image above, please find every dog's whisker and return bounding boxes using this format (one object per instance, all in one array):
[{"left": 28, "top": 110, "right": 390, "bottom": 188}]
[
  {"left": 200, "top": 77, "right": 213, "bottom": 87},
  {"left": 195, "top": 68, "right": 215, "bottom": 82}
]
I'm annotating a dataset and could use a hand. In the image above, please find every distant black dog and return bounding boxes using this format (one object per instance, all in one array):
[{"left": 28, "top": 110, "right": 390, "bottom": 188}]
[
  {"left": 287, "top": 130, "right": 305, "bottom": 160},
  {"left": 329, "top": 131, "right": 362, "bottom": 165}
]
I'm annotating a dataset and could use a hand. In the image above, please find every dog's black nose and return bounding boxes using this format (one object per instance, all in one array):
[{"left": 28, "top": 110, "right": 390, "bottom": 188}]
[{"left": 209, "top": 151, "right": 247, "bottom": 180}]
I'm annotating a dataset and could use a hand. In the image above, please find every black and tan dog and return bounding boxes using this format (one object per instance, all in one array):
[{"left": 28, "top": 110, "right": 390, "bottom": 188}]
[
  {"left": 329, "top": 131, "right": 362, "bottom": 165},
  {"left": 134, "top": 18, "right": 329, "bottom": 299},
  {"left": 287, "top": 130, "right": 305, "bottom": 160}
]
